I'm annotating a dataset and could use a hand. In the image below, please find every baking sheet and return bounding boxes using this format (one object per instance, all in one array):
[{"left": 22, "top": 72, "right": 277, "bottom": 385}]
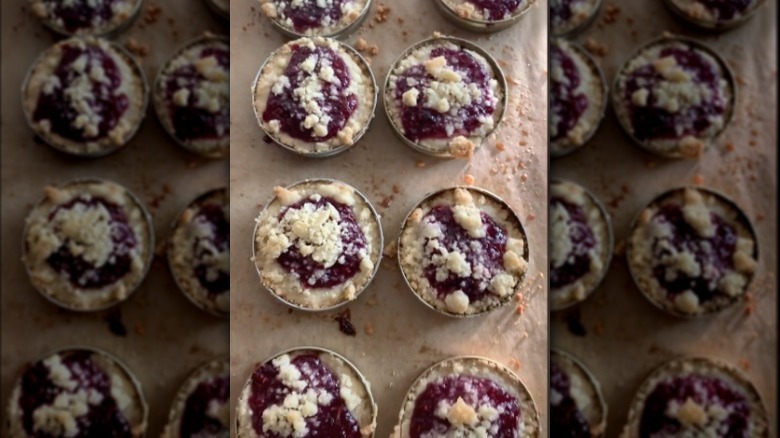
[
  {"left": 550, "top": 1, "right": 777, "bottom": 436},
  {"left": 0, "top": 1, "right": 229, "bottom": 434},
  {"left": 229, "top": 0, "right": 549, "bottom": 436}
]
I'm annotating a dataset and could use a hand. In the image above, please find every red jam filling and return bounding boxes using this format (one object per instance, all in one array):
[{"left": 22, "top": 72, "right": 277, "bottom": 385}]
[
  {"left": 394, "top": 47, "right": 497, "bottom": 142},
  {"left": 277, "top": 196, "right": 367, "bottom": 289},
  {"left": 180, "top": 373, "right": 229, "bottom": 438},
  {"left": 698, "top": 0, "right": 753, "bottom": 20},
  {"left": 165, "top": 46, "right": 230, "bottom": 143},
  {"left": 623, "top": 47, "right": 726, "bottom": 142},
  {"left": 46, "top": 0, "right": 122, "bottom": 33},
  {"left": 551, "top": 361, "right": 591, "bottom": 438},
  {"left": 33, "top": 43, "right": 129, "bottom": 143},
  {"left": 409, "top": 375, "right": 520, "bottom": 437},
  {"left": 649, "top": 204, "right": 738, "bottom": 303},
  {"left": 191, "top": 203, "right": 229, "bottom": 297},
  {"left": 19, "top": 351, "right": 132, "bottom": 437},
  {"left": 248, "top": 354, "right": 362, "bottom": 437},
  {"left": 421, "top": 205, "right": 509, "bottom": 304},
  {"left": 550, "top": 197, "right": 597, "bottom": 289},
  {"left": 465, "top": 0, "right": 522, "bottom": 20},
  {"left": 640, "top": 374, "right": 750, "bottom": 437},
  {"left": 262, "top": 44, "right": 357, "bottom": 143},
  {"left": 45, "top": 196, "right": 138, "bottom": 289},
  {"left": 278, "top": 0, "right": 347, "bottom": 32},
  {"left": 550, "top": 43, "right": 589, "bottom": 143}
]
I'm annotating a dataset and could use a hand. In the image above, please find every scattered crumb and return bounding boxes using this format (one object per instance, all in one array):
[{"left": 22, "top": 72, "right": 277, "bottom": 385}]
[
  {"left": 744, "top": 292, "right": 755, "bottom": 315},
  {"left": 738, "top": 358, "right": 751, "bottom": 371},
  {"left": 463, "top": 174, "right": 475, "bottom": 185},
  {"left": 526, "top": 213, "right": 535, "bottom": 222},
  {"left": 364, "top": 322, "right": 374, "bottom": 335},
  {"left": 432, "top": 30, "right": 443, "bottom": 38},
  {"left": 144, "top": 3, "right": 162, "bottom": 24},
  {"left": 154, "top": 240, "right": 167, "bottom": 257},
  {"left": 125, "top": 38, "right": 150, "bottom": 57},
  {"left": 515, "top": 303, "right": 524, "bottom": 315},
  {"left": 594, "top": 322, "right": 604, "bottom": 336},
  {"left": 383, "top": 241, "right": 397, "bottom": 258},
  {"left": 584, "top": 38, "right": 608, "bottom": 57},
  {"left": 415, "top": 160, "right": 427, "bottom": 168},
  {"left": 495, "top": 142, "right": 505, "bottom": 152},
  {"left": 644, "top": 159, "right": 658, "bottom": 169},
  {"left": 355, "top": 38, "right": 368, "bottom": 51},
  {"left": 614, "top": 239, "right": 626, "bottom": 257},
  {"left": 508, "top": 358, "right": 522, "bottom": 370},
  {"left": 374, "top": 3, "right": 390, "bottom": 23},
  {"left": 134, "top": 323, "right": 145, "bottom": 336},
  {"left": 602, "top": 3, "right": 621, "bottom": 24},
  {"left": 725, "top": 142, "right": 735, "bottom": 153},
  {"left": 693, "top": 174, "right": 704, "bottom": 185}
]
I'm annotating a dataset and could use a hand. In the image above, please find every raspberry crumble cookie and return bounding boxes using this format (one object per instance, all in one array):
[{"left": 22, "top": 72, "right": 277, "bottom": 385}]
[
  {"left": 385, "top": 36, "right": 506, "bottom": 158},
  {"left": 168, "top": 188, "right": 229, "bottom": 317},
  {"left": 550, "top": 39, "right": 607, "bottom": 157},
  {"left": 154, "top": 35, "right": 230, "bottom": 158},
  {"left": 665, "top": 0, "right": 766, "bottom": 29},
  {"left": 22, "top": 179, "right": 153, "bottom": 311},
  {"left": 394, "top": 356, "right": 539, "bottom": 437},
  {"left": 253, "top": 179, "right": 382, "bottom": 310},
  {"left": 622, "top": 357, "right": 768, "bottom": 437},
  {"left": 550, "top": 180, "right": 612, "bottom": 310},
  {"left": 550, "top": 0, "right": 601, "bottom": 36},
  {"left": 236, "top": 348, "right": 377, "bottom": 437},
  {"left": 627, "top": 187, "right": 757, "bottom": 317},
  {"left": 613, "top": 37, "right": 734, "bottom": 158},
  {"left": 23, "top": 37, "right": 147, "bottom": 157},
  {"left": 30, "top": 0, "right": 141, "bottom": 37},
  {"left": 253, "top": 37, "right": 376, "bottom": 157},
  {"left": 551, "top": 349, "right": 607, "bottom": 437},
  {"left": 260, "top": 0, "right": 370, "bottom": 37},
  {"left": 398, "top": 187, "right": 528, "bottom": 316},
  {"left": 162, "top": 358, "right": 229, "bottom": 438},
  {"left": 6, "top": 347, "right": 147, "bottom": 437}
]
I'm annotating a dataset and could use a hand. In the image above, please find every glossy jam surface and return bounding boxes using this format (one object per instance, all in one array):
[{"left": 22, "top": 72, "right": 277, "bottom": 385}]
[
  {"left": 33, "top": 43, "right": 129, "bottom": 143},
  {"left": 550, "top": 198, "right": 596, "bottom": 289},
  {"left": 550, "top": 361, "right": 591, "bottom": 438},
  {"left": 263, "top": 44, "right": 357, "bottom": 143},
  {"left": 45, "top": 0, "right": 124, "bottom": 33},
  {"left": 180, "top": 373, "right": 229, "bottom": 438},
  {"left": 640, "top": 374, "right": 750, "bottom": 437},
  {"left": 550, "top": 43, "right": 589, "bottom": 143},
  {"left": 649, "top": 204, "right": 737, "bottom": 303},
  {"left": 421, "top": 205, "right": 509, "bottom": 302},
  {"left": 248, "top": 354, "right": 362, "bottom": 437},
  {"left": 463, "top": 0, "right": 522, "bottom": 20},
  {"left": 277, "top": 0, "right": 348, "bottom": 32},
  {"left": 394, "top": 47, "right": 497, "bottom": 142},
  {"left": 623, "top": 46, "right": 727, "bottom": 142},
  {"left": 697, "top": 0, "right": 753, "bottom": 20},
  {"left": 191, "top": 203, "right": 229, "bottom": 297},
  {"left": 410, "top": 374, "right": 520, "bottom": 437},
  {"left": 18, "top": 351, "right": 132, "bottom": 437},
  {"left": 45, "top": 196, "right": 137, "bottom": 289},
  {"left": 277, "top": 196, "right": 367, "bottom": 288},
  {"left": 165, "top": 46, "right": 230, "bottom": 143}
]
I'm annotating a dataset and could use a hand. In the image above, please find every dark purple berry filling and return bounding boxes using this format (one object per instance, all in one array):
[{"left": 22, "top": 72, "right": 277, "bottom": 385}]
[
  {"left": 640, "top": 374, "right": 750, "bottom": 437},
  {"left": 550, "top": 197, "right": 596, "bottom": 289},
  {"left": 45, "top": 196, "right": 138, "bottom": 289},
  {"left": 550, "top": 361, "right": 591, "bottom": 438},
  {"left": 409, "top": 374, "right": 520, "bottom": 437},
  {"left": 649, "top": 204, "right": 737, "bottom": 303},
  {"left": 191, "top": 203, "right": 229, "bottom": 297},
  {"left": 278, "top": 0, "right": 347, "bottom": 32},
  {"left": 262, "top": 44, "right": 357, "bottom": 143},
  {"left": 18, "top": 351, "right": 132, "bottom": 437},
  {"left": 165, "top": 45, "right": 230, "bottom": 143},
  {"left": 462, "top": 0, "right": 522, "bottom": 20},
  {"left": 394, "top": 47, "right": 497, "bottom": 142},
  {"left": 248, "top": 354, "right": 362, "bottom": 437},
  {"left": 277, "top": 196, "right": 367, "bottom": 289},
  {"left": 33, "top": 43, "right": 129, "bottom": 143},
  {"left": 623, "top": 46, "right": 726, "bottom": 142},
  {"left": 45, "top": 0, "right": 124, "bottom": 33},
  {"left": 550, "top": 43, "right": 589, "bottom": 143},
  {"left": 421, "top": 205, "right": 509, "bottom": 303},
  {"left": 697, "top": 0, "right": 753, "bottom": 21},
  {"left": 180, "top": 373, "right": 229, "bottom": 438}
]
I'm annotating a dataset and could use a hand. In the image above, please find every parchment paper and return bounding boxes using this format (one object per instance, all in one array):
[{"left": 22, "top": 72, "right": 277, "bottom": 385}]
[
  {"left": 229, "top": 0, "right": 549, "bottom": 436},
  {"left": 551, "top": 1, "right": 777, "bottom": 436},
  {"left": 0, "top": 1, "right": 229, "bottom": 434}
]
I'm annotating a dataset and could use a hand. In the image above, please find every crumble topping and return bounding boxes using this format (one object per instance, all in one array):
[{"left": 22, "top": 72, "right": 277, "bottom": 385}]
[
  {"left": 399, "top": 187, "right": 527, "bottom": 315},
  {"left": 550, "top": 0, "right": 600, "bottom": 35},
  {"left": 23, "top": 180, "right": 152, "bottom": 310},
  {"left": 254, "top": 37, "right": 375, "bottom": 154},
  {"left": 386, "top": 38, "right": 503, "bottom": 156},
  {"left": 254, "top": 181, "right": 381, "bottom": 310},
  {"left": 260, "top": 0, "right": 368, "bottom": 36},
  {"left": 628, "top": 187, "right": 757, "bottom": 316}
]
